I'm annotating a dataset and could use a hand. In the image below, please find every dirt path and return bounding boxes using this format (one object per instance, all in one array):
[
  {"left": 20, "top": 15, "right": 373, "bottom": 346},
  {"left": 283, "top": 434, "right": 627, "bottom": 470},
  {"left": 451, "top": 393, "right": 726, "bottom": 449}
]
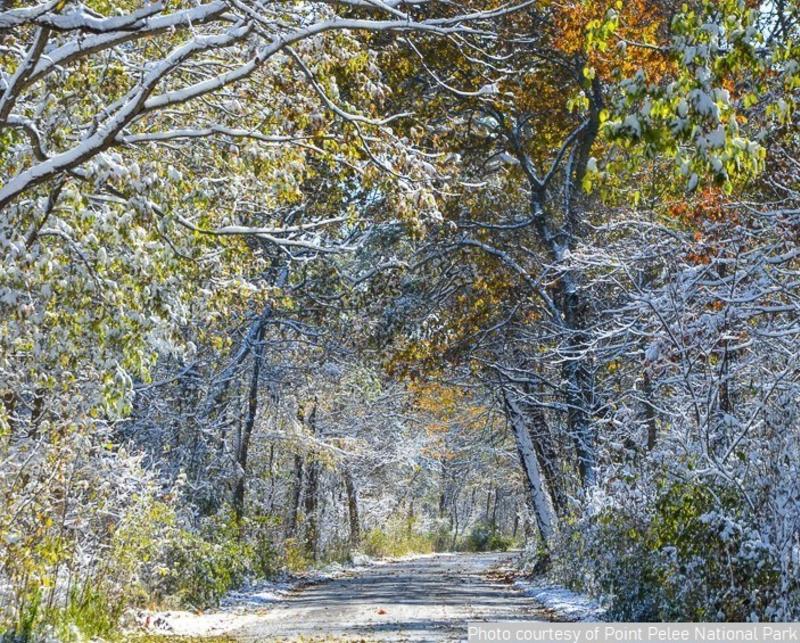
[{"left": 223, "top": 552, "right": 547, "bottom": 641}]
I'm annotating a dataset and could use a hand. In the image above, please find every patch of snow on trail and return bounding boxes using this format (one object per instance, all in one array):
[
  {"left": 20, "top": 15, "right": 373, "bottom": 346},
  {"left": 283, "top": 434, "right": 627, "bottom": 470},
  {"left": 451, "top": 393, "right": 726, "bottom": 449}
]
[
  {"left": 514, "top": 581, "right": 606, "bottom": 621},
  {"left": 134, "top": 576, "right": 300, "bottom": 636},
  {"left": 220, "top": 577, "right": 296, "bottom": 607},
  {"left": 139, "top": 609, "right": 266, "bottom": 637},
  {"left": 134, "top": 557, "right": 387, "bottom": 637}
]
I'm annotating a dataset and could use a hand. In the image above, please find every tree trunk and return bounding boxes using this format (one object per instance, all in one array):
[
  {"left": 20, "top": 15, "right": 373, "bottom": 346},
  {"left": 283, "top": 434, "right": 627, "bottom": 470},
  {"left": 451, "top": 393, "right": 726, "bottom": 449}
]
[
  {"left": 266, "top": 444, "right": 275, "bottom": 514},
  {"left": 287, "top": 454, "right": 304, "bottom": 536},
  {"left": 304, "top": 462, "right": 319, "bottom": 559},
  {"left": 523, "top": 100, "right": 601, "bottom": 490},
  {"left": 303, "top": 400, "right": 319, "bottom": 561},
  {"left": 560, "top": 287, "right": 597, "bottom": 489},
  {"left": 503, "top": 389, "right": 558, "bottom": 545},
  {"left": 1, "top": 390, "right": 16, "bottom": 433},
  {"left": 204, "top": 305, "right": 271, "bottom": 419},
  {"left": 643, "top": 371, "right": 658, "bottom": 450},
  {"left": 343, "top": 469, "right": 360, "bottom": 547},
  {"left": 525, "top": 397, "right": 568, "bottom": 516},
  {"left": 233, "top": 322, "right": 265, "bottom": 522}
]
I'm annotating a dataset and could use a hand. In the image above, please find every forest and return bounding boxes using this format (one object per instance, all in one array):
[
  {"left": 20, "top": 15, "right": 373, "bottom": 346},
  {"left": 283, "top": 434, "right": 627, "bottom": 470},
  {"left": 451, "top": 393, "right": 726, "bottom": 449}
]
[{"left": 0, "top": 0, "right": 799, "bottom": 640}]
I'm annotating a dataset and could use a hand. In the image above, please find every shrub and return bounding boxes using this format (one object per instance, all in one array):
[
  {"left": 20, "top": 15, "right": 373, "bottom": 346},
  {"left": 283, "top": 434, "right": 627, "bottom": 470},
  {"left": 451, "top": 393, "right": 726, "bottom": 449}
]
[
  {"left": 487, "top": 531, "right": 514, "bottom": 552},
  {"left": 0, "top": 489, "right": 171, "bottom": 642},
  {"left": 430, "top": 519, "right": 453, "bottom": 552},
  {"left": 283, "top": 538, "right": 312, "bottom": 572},
  {"left": 464, "top": 521, "right": 513, "bottom": 552},
  {"left": 551, "top": 476, "right": 784, "bottom": 621},
  {"left": 155, "top": 510, "right": 255, "bottom": 608},
  {"left": 360, "top": 517, "right": 436, "bottom": 558}
]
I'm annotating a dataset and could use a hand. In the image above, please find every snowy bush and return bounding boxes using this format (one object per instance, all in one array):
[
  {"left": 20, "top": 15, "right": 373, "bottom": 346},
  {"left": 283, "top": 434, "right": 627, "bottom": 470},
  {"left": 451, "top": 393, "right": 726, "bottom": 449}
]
[{"left": 552, "top": 472, "right": 793, "bottom": 621}]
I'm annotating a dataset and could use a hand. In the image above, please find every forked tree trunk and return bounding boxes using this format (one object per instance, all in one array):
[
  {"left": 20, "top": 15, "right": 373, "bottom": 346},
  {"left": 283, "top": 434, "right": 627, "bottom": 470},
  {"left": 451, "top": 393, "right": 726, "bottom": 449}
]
[{"left": 525, "top": 398, "right": 568, "bottom": 516}]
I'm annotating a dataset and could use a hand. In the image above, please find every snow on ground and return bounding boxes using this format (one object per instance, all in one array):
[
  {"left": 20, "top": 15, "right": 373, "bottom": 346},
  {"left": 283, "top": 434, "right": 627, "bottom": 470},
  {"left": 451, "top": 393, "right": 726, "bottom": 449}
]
[
  {"left": 133, "top": 573, "right": 317, "bottom": 636},
  {"left": 132, "top": 556, "right": 385, "bottom": 636},
  {"left": 134, "top": 608, "right": 266, "bottom": 638},
  {"left": 513, "top": 580, "right": 606, "bottom": 621},
  {"left": 219, "top": 577, "right": 297, "bottom": 608},
  {"left": 490, "top": 552, "right": 604, "bottom": 622},
  {"left": 223, "top": 552, "right": 554, "bottom": 641},
  {"left": 132, "top": 552, "right": 605, "bottom": 638}
]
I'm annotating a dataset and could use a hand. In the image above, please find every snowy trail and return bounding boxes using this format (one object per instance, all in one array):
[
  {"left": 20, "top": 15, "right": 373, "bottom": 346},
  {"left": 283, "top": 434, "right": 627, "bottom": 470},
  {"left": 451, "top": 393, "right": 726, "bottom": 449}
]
[
  {"left": 229, "top": 552, "right": 547, "bottom": 641},
  {"left": 146, "top": 552, "right": 568, "bottom": 641}
]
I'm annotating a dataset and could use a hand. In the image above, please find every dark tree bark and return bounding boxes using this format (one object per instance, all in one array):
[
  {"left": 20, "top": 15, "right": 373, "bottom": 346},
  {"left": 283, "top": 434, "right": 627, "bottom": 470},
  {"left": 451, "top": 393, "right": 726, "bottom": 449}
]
[
  {"left": 233, "top": 321, "right": 266, "bottom": 523},
  {"left": 643, "top": 371, "right": 658, "bottom": 450},
  {"left": 2, "top": 390, "right": 16, "bottom": 433},
  {"left": 303, "top": 399, "right": 319, "bottom": 561},
  {"left": 343, "top": 468, "right": 360, "bottom": 547},
  {"left": 203, "top": 305, "right": 271, "bottom": 419},
  {"left": 287, "top": 454, "right": 304, "bottom": 536},
  {"left": 524, "top": 399, "right": 568, "bottom": 517},
  {"left": 30, "top": 388, "right": 44, "bottom": 439}
]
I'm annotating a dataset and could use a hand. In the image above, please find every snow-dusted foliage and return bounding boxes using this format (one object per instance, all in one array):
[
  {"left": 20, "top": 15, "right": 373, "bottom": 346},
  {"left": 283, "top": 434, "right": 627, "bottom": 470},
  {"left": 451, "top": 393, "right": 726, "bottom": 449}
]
[
  {"left": 1, "top": 0, "right": 799, "bottom": 637},
  {"left": 544, "top": 177, "right": 800, "bottom": 619}
]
